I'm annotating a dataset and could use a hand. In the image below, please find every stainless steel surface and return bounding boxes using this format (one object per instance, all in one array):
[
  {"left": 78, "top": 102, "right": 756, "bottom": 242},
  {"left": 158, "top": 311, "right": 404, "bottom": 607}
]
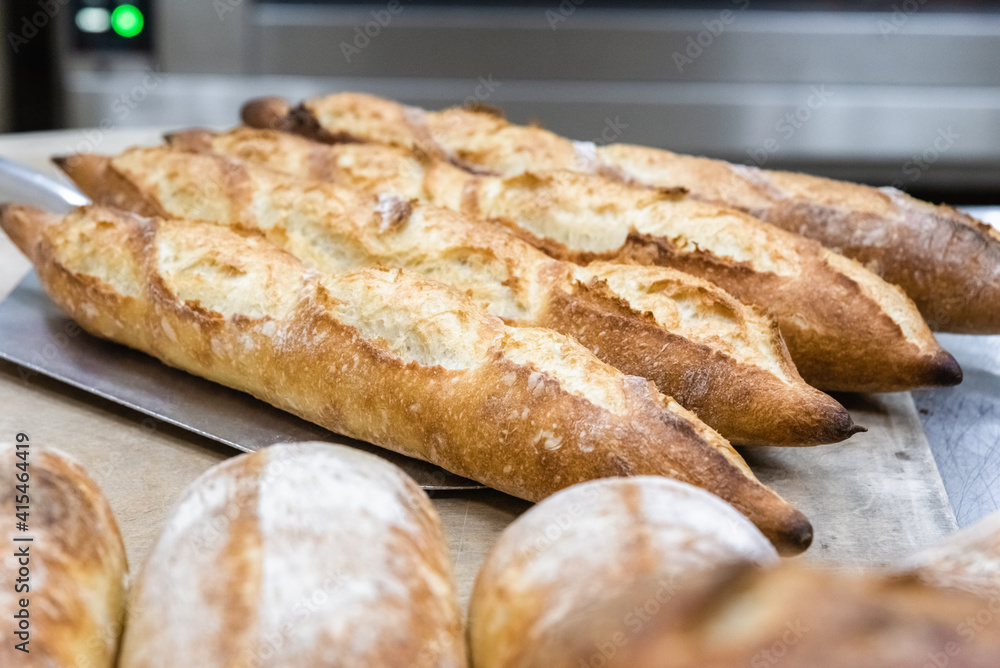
[
  {"left": 0, "top": 155, "right": 89, "bottom": 212},
  {"left": 916, "top": 335, "right": 1000, "bottom": 528},
  {"left": 64, "top": 7, "right": 1000, "bottom": 192},
  {"left": 914, "top": 206, "right": 1000, "bottom": 528},
  {"left": 157, "top": 0, "right": 250, "bottom": 75},
  {"left": 0, "top": 272, "right": 482, "bottom": 490},
  {"left": 742, "top": 391, "right": 957, "bottom": 566},
  {"left": 252, "top": 8, "right": 1000, "bottom": 86}
]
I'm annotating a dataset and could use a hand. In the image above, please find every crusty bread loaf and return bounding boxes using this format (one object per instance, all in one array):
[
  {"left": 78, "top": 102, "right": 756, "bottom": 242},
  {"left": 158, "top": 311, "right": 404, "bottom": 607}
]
[
  {"left": 598, "top": 146, "right": 1000, "bottom": 334},
  {"left": 604, "top": 563, "right": 1000, "bottom": 668},
  {"left": 469, "top": 477, "right": 780, "bottom": 668},
  {"left": 239, "top": 105, "right": 962, "bottom": 392},
  {"left": 0, "top": 203, "right": 812, "bottom": 553},
  {"left": 117, "top": 442, "right": 466, "bottom": 667},
  {"left": 59, "top": 141, "right": 861, "bottom": 447},
  {"left": 470, "top": 477, "right": 1000, "bottom": 668},
  {"left": 244, "top": 93, "right": 1000, "bottom": 334},
  {"left": 894, "top": 509, "right": 1000, "bottom": 598},
  {"left": 462, "top": 170, "right": 960, "bottom": 392},
  {"left": 0, "top": 444, "right": 127, "bottom": 668}
]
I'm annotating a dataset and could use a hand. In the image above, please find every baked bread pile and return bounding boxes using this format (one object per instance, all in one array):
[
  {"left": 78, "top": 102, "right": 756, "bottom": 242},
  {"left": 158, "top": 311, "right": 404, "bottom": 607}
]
[
  {"left": 60, "top": 144, "right": 858, "bottom": 447},
  {"left": 246, "top": 92, "right": 1000, "bottom": 334},
  {"left": 470, "top": 476, "right": 1000, "bottom": 668},
  {"left": 169, "top": 122, "right": 963, "bottom": 392},
  {"left": 3, "top": 92, "right": 997, "bottom": 562},
  {"left": 14, "top": 443, "right": 999, "bottom": 666},
  {"left": 118, "top": 442, "right": 467, "bottom": 667},
  {"left": 0, "top": 445, "right": 127, "bottom": 668},
  {"left": 1, "top": 202, "right": 811, "bottom": 553}
]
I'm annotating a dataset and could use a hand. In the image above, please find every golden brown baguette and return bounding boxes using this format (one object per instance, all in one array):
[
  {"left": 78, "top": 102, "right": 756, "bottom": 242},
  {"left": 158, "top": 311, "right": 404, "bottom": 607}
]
[
  {"left": 461, "top": 170, "right": 961, "bottom": 392},
  {"left": 0, "top": 444, "right": 127, "bottom": 667},
  {"left": 470, "top": 477, "right": 1000, "bottom": 668},
  {"left": 59, "top": 142, "right": 860, "bottom": 447},
  {"left": 0, "top": 203, "right": 812, "bottom": 553},
  {"left": 597, "top": 146, "right": 1000, "bottom": 334},
  {"left": 244, "top": 93, "right": 1000, "bottom": 334},
  {"left": 236, "top": 108, "right": 961, "bottom": 392},
  {"left": 118, "top": 442, "right": 465, "bottom": 667}
]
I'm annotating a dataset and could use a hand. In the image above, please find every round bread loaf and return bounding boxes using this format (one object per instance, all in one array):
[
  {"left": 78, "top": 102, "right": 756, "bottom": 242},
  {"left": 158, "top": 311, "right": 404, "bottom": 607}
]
[
  {"left": 0, "top": 442, "right": 128, "bottom": 668},
  {"left": 117, "top": 441, "right": 465, "bottom": 667},
  {"left": 468, "top": 476, "right": 778, "bottom": 668}
]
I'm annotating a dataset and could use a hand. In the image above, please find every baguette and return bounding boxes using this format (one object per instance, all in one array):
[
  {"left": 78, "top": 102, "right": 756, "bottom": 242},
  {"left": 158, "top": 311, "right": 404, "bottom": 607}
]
[
  {"left": 59, "top": 141, "right": 861, "bottom": 447},
  {"left": 0, "top": 444, "right": 127, "bottom": 668},
  {"left": 462, "top": 170, "right": 960, "bottom": 392},
  {"left": 470, "top": 477, "right": 1000, "bottom": 668},
  {"left": 118, "top": 442, "right": 466, "bottom": 667},
  {"left": 241, "top": 104, "right": 961, "bottom": 392},
  {"left": 0, "top": 203, "right": 812, "bottom": 553},
  {"left": 598, "top": 147, "right": 1000, "bottom": 334},
  {"left": 245, "top": 93, "right": 1000, "bottom": 334}
]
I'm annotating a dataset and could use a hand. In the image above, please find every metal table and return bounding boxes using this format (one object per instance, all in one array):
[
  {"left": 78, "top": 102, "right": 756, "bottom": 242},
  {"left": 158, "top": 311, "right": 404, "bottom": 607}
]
[{"left": 915, "top": 206, "right": 1000, "bottom": 527}]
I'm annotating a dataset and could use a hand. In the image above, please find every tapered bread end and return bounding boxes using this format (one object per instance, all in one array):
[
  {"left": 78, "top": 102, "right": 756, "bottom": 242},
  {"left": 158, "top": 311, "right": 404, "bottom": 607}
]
[
  {"left": 927, "top": 349, "right": 963, "bottom": 387},
  {"left": 0, "top": 203, "right": 59, "bottom": 262},
  {"left": 240, "top": 96, "right": 292, "bottom": 131},
  {"left": 53, "top": 154, "right": 110, "bottom": 201},
  {"left": 806, "top": 398, "right": 867, "bottom": 445},
  {"left": 162, "top": 128, "right": 215, "bottom": 153},
  {"left": 54, "top": 153, "right": 166, "bottom": 219},
  {"left": 770, "top": 506, "right": 814, "bottom": 556}
]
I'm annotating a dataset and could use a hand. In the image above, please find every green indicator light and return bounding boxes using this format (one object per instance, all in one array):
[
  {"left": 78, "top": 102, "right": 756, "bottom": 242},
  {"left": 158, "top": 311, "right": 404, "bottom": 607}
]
[{"left": 111, "top": 4, "right": 143, "bottom": 38}]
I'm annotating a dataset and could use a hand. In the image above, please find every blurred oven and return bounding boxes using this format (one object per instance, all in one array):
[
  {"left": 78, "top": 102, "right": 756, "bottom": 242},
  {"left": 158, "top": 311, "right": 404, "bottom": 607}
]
[{"left": 50, "top": 1, "right": 1000, "bottom": 200}]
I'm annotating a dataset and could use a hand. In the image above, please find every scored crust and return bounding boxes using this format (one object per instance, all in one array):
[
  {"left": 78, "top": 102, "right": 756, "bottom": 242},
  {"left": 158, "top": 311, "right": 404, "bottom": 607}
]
[
  {"left": 600, "top": 145, "right": 1000, "bottom": 334},
  {"left": 467, "top": 169, "right": 960, "bottom": 392},
  {"left": 0, "top": 203, "right": 813, "bottom": 553},
  {"left": 0, "top": 446, "right": 127, "bottom": 668},
  {"left": 469, "top": 476, "right": 780, "bottom": 668},
  {"left": 117, "top": 442, "right": 466, "bottom": 667},
  {"left": 471, "top": 477, "right": 1000, "bottom": 668},
  {"left": 253, "top": 91, "right": 1000, "bottom": 335},
  {"left": 236, "top": 101, "right": 963, "bottom": 391},
  {"left": 62, "top": 141, "right": 861, "bottom": 446}
]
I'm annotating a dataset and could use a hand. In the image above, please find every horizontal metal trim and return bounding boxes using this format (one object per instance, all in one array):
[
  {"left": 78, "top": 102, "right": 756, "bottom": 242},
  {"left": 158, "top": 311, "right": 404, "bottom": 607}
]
[
  {"left": 256, "top": 6, "right": 1000, "bottom": 36},
  {"left": 251, "top": 7, "right": 1000, "bottom": 86}
]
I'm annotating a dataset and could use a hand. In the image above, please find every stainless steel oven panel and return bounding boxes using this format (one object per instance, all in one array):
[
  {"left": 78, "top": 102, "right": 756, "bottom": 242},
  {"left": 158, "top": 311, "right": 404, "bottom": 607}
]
[
  {"left": 62, "top": 5, "right": 1000, "bottom": 192},
  {"left": 249, "top": 7, "right": 1000, "bottom": 86},
  {"left": 156, "top": 0, "right": 252, "bottom": 74},
  {"left": 64, "top": 70, "right": 1000, "bottom": 191}
]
